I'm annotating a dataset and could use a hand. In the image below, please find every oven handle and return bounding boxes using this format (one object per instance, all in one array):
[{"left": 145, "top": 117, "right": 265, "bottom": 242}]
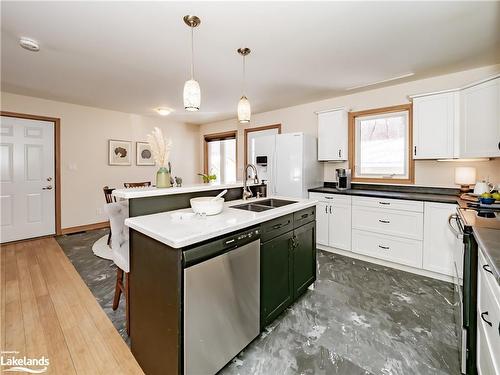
[{"left": 447, "top": 214, "right": 463, "bottom": 239}]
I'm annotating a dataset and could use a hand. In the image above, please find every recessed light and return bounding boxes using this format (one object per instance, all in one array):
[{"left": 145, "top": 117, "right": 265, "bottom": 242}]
[
  {"left": 155, "top": 107, "right": 173, "bottom": 116},
  {"left": 19, "top": 37, "right": 40, "bottom": 52}
]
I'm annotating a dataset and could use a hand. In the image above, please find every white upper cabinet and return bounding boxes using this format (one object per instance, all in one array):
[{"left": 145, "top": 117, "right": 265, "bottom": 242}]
[
  {"left": 413, "top": 91, "right": 458, "bottom": 159},
  {"left": 460, "top": 77, "right": 500, "bottom": 158},
  {"left": 317, "top": 109, "right": 348, "bottom": 161}
]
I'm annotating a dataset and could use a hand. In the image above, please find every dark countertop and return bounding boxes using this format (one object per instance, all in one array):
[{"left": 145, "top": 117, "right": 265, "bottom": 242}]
[
  {"left": 308, "top": 186, "right": 461, "bottom": 205},
  {"left": 475, "top": 227, "right": 500, "bottom": 286}
]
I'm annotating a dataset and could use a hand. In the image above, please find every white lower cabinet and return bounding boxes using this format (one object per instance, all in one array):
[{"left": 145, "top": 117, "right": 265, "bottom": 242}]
[
  {"left": 477, "top": 250, "right": 500, "bottom": 375},
  {"left": 422, "top": 202, "right": 457, "bottom": 277},
  {"left": 352, "top": 229, "right": 423, "bottom": 268},
  {"left": 310, "top": 192, "right": 351, "bottom": 251}
]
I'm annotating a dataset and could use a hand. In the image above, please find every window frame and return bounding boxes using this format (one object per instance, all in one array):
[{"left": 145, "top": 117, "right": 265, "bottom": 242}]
[
  {"left": 348, "top": 104, "right": 414, "bottom": 184},
  {"left": 203, "top": 130, "right": 238, "bottom": 179}
]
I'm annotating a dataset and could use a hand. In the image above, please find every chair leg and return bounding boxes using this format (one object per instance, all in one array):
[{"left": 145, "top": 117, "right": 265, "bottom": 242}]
[
  {"left": 125, "top": 272, "right": 130, "bottom": 336},
  {"left": 107, "top": 230, "right": 112, "bottom": 246},
  {"left": 112, "top": 268, "right": 123, "bottom": 310}
]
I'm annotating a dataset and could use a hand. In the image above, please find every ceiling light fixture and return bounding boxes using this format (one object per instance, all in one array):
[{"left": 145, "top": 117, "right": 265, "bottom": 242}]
[
  {"left": 346, "top": 72, "right": 415, "bottom": 91},
  {"left": 19, "top": 37, "right": 40, "bottom": 52},
  {"left": 183, "top": 15, "right": 201, "bottom": 112},
  {"left": 237, "top": 47, "right": 251, "bottom": 123},
  {"left": 156, "top": 107, "right": 173, "bottom": 116}
]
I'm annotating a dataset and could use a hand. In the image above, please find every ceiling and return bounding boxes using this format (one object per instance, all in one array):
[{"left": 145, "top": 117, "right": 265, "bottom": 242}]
[{"left": 2, "top": 1, "right": 499, "bottom": 125}]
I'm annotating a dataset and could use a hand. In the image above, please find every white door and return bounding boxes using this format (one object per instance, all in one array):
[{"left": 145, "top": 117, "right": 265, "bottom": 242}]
[
  {"left": 413, "top": 92, "right": 457, "bottom": 159},
  {"left": 329, "top": 203, "right": 352, "bottom": 251},
  {"left": 275, "top": 133, "right": 303, "bottom": 198},
  {"left": 315, "top": 201, "right": 329, "bottom": 246},
  {"left": 460, "top": 78, "right": 500, "bottom": 158},
  {"left": 317, "top": 110, "right": 348, "bottom": 161},
  {"left": 0, "top": 116, "right": 55, "bottom": 243}
]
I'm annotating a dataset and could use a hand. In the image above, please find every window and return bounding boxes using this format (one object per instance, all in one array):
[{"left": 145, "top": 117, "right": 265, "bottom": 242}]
[
  {"left": 204, "top": 131, "right": 237, "bottom": 184},
  {"left": 349, "top": 104, "right": 414, "bottom": 183}
]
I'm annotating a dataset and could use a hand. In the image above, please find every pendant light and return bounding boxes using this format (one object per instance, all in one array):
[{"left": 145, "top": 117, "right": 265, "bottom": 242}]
[
  {"left": 237, "top": 48, "right": 251, "bottom": 123},
  {"left": 183, "top": 15, "right": 201, "bottom": 111}
]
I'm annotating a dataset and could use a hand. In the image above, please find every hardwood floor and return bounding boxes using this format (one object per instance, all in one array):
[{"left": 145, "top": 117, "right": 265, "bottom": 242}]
[{"left": 0, "top": 238, "right": 143, "bottom": 374}]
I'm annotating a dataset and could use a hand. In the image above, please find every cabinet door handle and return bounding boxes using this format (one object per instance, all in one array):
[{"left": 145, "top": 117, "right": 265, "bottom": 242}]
[
  {"left": 414, "top": 146, "right": 417, "bottom": 156},
  {"left": 338, "top": 149, "right": 341, "bottom": 158},
  {"left": 329, "top": 205, "right": 332, "bottom": 214},
  {"left": 481, "top": 311, "right": 492, "bottom": 327},
  {"left": 379, "top": 201, "right": 390, "bottom": 205},
  {"left": 379, "top": 219, "right": 390, "bottom": 224},
  {"left": 378, "top": 245, "right": 390, "bottom": 250},
  {"left": 483, "top": 264, "right": 493, "bottom": 275},
  {"left": 325, "top": 205, "right": 328, "bottom": 214}
]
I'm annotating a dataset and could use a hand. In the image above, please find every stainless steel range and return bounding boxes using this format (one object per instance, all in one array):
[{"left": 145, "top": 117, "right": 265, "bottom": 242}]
[{"left": 448, "top": 205, "right": 500, "bottom": 374}]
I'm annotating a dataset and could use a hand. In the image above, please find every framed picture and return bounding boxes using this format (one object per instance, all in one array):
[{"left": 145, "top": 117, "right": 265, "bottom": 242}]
[
  {"left": 108, "top": 140, "right": 132, "bottom": 166},
  {"left": 136, "top": 142, "right": 155, "bottom": 166}
]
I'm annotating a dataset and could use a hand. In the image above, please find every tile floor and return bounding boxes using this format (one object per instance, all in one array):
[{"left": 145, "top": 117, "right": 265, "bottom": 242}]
[{"left": 57, "top": 229, "right": 459, "bottom": 375}]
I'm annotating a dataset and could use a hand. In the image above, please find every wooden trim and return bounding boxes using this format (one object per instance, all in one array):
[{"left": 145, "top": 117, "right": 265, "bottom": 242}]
[
  {"left": 348, "top": 104, "right": 414, "bottom": 184},
  {"left": 203, "top": 130, "right": 238, "bottom": 175},
  {"left": 0, "top": 111, "right": 63, "bottom": 235},
  {"left": 61, "top": 221, "right": 110, "bottom": 235},
  {"left": 243, "top": 124, "right": 282, "bottom": 166}
]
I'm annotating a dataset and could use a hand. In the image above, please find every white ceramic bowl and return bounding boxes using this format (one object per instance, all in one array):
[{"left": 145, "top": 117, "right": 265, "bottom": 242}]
[{"left": 190, "top": 197, "right": 224, "bottom": 216}]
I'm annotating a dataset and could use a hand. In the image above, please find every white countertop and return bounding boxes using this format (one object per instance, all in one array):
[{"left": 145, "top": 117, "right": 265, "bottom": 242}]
[
  {"left": 124, "top": 196, "right": 317, "bottom": 248},
  {"left": 112, "top": 181, "right": 260, "bottom": 199}
]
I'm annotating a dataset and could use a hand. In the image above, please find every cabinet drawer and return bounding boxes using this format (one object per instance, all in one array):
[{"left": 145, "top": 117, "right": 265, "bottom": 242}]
[
  {"left": 309, "top": 192, "right": 351, "bottom": 206},
  {"left": 477, "top": 320, "right": 499, "bottom": 375},
  {"left": 352, "top": 229, "right": 423, "bottom": 268},
  {"left": 294, "top": 206, "right": 315, "bottom": 228},
  {"left": 352, "top": 196, "right": 423, "bottom": 212},
  {"left": 260, "top": 214, "right": 293, "bottom": 243},
  {"left": 352, "top": 206, "right": 423, "bottom": 240},
  {"left": 478, "top": 250, "right": 500, "bottom": 373}
]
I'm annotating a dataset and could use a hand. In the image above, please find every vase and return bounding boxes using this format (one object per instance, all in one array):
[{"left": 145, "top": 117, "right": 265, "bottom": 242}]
[{"left": 156, "top": 167, "right": 172, "bottom": 188}]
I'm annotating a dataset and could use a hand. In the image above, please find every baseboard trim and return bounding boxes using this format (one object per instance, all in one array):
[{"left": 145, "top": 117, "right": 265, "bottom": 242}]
[
  {"left": 61, "top": 221, "right": 110, "bottom": 235},
  {"left": 317, "top": 244, "right": 454, "bottom": 284}
]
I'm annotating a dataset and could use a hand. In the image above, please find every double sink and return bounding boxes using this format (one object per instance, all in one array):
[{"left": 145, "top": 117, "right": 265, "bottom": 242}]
[{"left": 231, "top": 198, "right": 297, "bottom": 212}]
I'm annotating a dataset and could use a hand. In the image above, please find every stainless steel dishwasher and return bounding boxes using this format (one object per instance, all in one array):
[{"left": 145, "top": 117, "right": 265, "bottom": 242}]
[{"left": 183, "top": 226, "right": 260, "bottom": 375}]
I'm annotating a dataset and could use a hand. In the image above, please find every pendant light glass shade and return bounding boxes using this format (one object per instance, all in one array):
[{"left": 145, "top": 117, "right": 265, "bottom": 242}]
[
  {"left": 238, "top": 95, "right": 251, "bottom": 123},
  {"left": 184, "top": 79, "right": 201, "bottom": 111}
]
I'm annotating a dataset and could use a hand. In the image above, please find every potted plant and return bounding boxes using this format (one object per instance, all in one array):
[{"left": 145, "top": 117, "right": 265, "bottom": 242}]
[{"left": 198, "top": 171, "right": 217, "bottom": 184}]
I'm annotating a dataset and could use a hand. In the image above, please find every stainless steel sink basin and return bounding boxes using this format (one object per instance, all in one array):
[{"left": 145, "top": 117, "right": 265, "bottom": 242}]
[
  {"left": 231, "top": 203, "right": 273, "bottom": 212},
  {"left": 255, "top": 199, "right": 297, "bottom": 208},
  {"left": 231, "top": 199, "right": 297, "bottom": 212}
]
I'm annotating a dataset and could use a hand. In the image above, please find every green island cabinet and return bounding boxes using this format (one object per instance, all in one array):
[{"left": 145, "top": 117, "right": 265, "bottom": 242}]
[{"left": 260, "top": 206, "right": 316, "bottom": 328}]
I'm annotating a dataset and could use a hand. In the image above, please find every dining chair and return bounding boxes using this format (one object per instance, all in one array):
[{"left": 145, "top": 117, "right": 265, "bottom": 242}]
[
  {"left": 103, "top": 186, "right": 116, "bottom": 245},
  {"left": 123, "top": 181, "right": 151, "bottom": 188},
  {"left": 104, "top": 201, "right": 130, "bottom": 335}
]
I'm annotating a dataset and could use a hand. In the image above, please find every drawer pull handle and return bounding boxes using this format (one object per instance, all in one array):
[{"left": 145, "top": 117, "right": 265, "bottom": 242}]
[
  {"left": 301, "top": 213, "right": 308, "bottom": 219},
  {"left": 379, "top": 201, "right": 390, "bottom": 205},
  {"left": 378, "top": 245, "right": 390, "bottom": 250},
  {"left": 273, "top": 223, "right": 283, "bottom": 230},
  {"left": 482, "top": 264, "right": 493, "bottom": 275},
  {"left": 481, "top": 311, "right": 492, "bottom": 327},
  {"left": 379, "top": 219, "right": 390, "bottom": 224},
  {"left": 325, "top": 196, "right": 333, "bottom": 200}
]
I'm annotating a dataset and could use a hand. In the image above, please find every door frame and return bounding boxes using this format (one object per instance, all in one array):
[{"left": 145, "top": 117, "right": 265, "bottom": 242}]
[
  {"left": 244, "top": 124, "right": 281, "bottom": 166},
  {"left": 1, "top": 111, "right": 62, "bottom": 236}
]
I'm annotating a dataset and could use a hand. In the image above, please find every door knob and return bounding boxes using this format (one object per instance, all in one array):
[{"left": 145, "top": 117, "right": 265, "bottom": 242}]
[{"left": 42, "top": 186, "right": 53, "bottom": 190}]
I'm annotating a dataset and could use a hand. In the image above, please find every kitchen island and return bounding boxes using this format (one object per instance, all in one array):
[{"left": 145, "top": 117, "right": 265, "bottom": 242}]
[{"left": 124, "top": 196, "right": 317, "bottom": 375}]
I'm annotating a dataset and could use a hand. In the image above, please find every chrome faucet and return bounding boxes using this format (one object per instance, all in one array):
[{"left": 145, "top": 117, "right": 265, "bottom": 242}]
[{"left": 243, "top": 164, "right": 260, "bottom": 200}]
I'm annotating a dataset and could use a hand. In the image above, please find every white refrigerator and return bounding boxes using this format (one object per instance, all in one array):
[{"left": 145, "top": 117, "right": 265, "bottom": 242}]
[{"left": 250, "top": 132, "right": 322, "bottom": 198}]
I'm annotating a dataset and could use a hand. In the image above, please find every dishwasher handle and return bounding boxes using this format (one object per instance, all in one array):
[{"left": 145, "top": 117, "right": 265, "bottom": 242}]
[{"left": 447, "top": 214, "right": 463, "bottom": 239}]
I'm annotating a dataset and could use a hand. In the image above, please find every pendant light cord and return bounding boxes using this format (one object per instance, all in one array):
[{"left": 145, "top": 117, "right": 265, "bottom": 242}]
[
  {"left": 242, "top": 54, "right": 246, "bottom": 96},
  {"left": 190, "top": 25, "right": 195, "bottom": 79}
]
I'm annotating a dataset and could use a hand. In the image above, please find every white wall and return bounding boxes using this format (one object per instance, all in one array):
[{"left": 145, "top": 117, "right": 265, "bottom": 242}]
[
  {"left": 1, "top": 92, "right": 201, "bottom": 229},
  {"left": 200, "top": 64, "right": 500, "bottom": 188}
]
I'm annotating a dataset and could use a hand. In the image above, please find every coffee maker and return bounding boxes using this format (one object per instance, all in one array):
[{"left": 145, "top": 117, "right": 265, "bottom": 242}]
[{"left": 335, "top": 168, "right": 351, "bottom": 191}]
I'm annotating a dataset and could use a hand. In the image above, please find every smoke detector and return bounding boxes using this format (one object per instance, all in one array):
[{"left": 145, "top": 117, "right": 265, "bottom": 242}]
[{"left": 19, "top": 37, "right": 40, "bottom": 52}]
